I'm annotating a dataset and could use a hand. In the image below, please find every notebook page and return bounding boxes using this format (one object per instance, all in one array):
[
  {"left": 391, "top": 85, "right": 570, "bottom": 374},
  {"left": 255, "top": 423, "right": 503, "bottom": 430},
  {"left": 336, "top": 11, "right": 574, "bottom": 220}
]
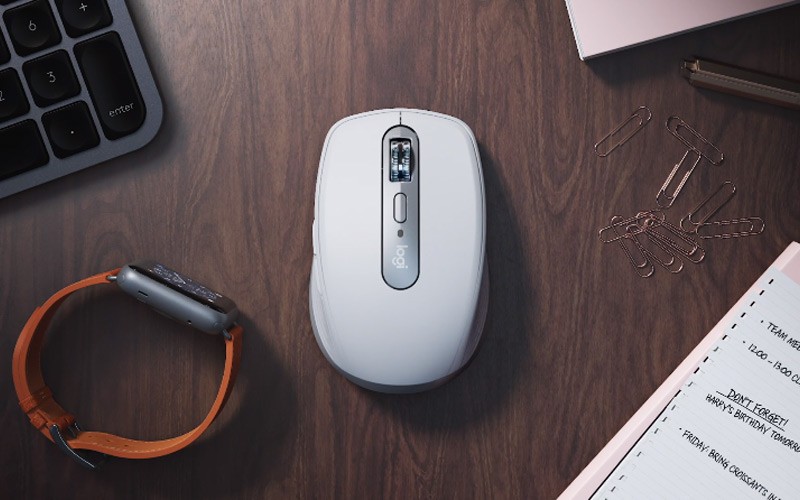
[{"left": 592, "top": 268, "right": 800, "bottom": 500}]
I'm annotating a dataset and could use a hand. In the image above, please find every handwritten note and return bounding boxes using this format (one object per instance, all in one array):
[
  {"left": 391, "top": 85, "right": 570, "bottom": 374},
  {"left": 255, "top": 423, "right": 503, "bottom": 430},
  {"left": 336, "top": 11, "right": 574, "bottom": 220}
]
[{"left": 592, "top": 268, "right": 800, "bottom": 500}]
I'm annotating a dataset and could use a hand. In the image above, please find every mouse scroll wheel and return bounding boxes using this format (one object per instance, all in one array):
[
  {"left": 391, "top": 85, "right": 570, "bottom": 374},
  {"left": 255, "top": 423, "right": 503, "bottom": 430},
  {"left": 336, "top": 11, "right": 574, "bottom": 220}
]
[{"left": 390, "top": 139, "right": 413, "bottom": 182}]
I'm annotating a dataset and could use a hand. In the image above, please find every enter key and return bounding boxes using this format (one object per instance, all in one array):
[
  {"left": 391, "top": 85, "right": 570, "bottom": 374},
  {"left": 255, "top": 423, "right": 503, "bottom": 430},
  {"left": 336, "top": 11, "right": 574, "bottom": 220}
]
[{"left": 75, "top": 31, "right": 145, "bottom": 140}]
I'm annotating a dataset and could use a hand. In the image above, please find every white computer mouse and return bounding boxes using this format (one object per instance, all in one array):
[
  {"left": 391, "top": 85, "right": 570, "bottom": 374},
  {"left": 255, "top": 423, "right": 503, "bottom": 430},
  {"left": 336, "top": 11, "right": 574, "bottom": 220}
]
[{"left": 309, "top": 108, "right": 489, "bottom": 393}]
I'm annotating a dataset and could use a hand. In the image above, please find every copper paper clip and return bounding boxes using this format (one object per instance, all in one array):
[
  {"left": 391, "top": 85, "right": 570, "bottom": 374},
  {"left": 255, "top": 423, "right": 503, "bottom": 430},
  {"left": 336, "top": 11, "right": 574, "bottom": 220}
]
[
  {"left": 656, "top": 150, "right": 702, "bottom": 208},
  {"left": 598, "top": 210, "right": 664, "bottom": 244},
  {"left": 631, "top": 230, "right": 684, "bottom": 274},
  {"left": 697, "top": 217, "right": 765, "bottom": 239},
  {"left": 594, "top": 106, "right": 652, "bottom": 157},
  {"left": 680, "top": 181, "right": 736, "bottom": 232},
  {"left": 610, "top": 216, "right": 654, "bottom": 278},
  {"left": 647, "top": 220, "right": 706, "bottom": 264},
  {"left": 666, "top": 116, "right": 724, "bottom": 165}
]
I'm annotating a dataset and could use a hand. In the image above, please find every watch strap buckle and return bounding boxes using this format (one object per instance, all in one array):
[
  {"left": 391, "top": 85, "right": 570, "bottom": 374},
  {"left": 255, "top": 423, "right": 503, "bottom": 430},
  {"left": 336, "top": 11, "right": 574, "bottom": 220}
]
[{"left": 49, "top": 422, "right": 105, "bottom": 470}]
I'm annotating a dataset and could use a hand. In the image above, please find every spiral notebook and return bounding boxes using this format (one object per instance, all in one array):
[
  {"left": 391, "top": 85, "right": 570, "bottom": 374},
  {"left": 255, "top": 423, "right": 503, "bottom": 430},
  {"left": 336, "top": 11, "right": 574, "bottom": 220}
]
[{"left": 560, "top": 242, "right": 800, "bottom": 499}]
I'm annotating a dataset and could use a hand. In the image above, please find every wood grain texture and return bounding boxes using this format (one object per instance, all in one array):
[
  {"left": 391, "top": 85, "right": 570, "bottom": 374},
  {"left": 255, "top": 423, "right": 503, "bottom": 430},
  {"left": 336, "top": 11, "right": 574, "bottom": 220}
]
[{"left": 1, "top": 1, "right": 799, "bottom": 498}]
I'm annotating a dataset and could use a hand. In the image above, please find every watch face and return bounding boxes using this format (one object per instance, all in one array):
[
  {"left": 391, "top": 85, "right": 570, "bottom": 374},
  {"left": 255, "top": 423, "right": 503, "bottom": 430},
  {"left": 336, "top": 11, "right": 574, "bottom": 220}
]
[{"left": 130, "top": 261, "right": 237, "bottom": 314}]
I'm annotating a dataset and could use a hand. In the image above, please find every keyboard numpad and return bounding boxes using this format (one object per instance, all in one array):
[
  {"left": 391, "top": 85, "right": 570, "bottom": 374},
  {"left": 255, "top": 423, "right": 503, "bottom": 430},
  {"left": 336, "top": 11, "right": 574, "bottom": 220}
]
[
  {"left": 0, "top": 119, "right": 49, "bottom": 180},
  {"left": 0, "top": 0, "right": 160, "bottom": 197},
  {"left": 42, "top": 100, "right": 99, "bottom": 158},
  {"left": 23, "top": 49, "right": 80, "bottom": 107},
  {"left": 3, "top": 0, "right": 62, "bottom": 57},
  {"left": 0, "top": 67, "right": 29, "bottom": 122},
  {"left": 57, "top": 0, "right": 112, "bottom": 38}
]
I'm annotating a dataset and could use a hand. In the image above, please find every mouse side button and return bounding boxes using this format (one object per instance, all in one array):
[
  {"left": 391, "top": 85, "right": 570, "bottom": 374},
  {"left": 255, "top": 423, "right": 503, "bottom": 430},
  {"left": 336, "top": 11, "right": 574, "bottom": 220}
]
[{"left": 312, "top": 219, "right": 319, "bottom": 255}]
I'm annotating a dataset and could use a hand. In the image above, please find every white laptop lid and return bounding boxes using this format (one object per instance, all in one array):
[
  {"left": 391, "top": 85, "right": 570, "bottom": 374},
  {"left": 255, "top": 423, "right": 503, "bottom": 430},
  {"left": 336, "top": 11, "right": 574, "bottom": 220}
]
[{"left": 565, "top": 0, "right": 799, "bottom": 60}]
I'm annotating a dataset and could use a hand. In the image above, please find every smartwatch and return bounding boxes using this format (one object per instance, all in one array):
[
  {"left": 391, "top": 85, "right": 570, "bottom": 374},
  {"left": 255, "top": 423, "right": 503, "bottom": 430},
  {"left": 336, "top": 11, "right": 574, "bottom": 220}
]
[{"left": 12, "top": 261, "right": 243, "bottom": 469}]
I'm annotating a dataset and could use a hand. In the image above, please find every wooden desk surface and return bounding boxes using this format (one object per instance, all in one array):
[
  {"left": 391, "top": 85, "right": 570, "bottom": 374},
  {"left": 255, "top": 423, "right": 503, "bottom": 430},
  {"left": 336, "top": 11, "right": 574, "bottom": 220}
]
[{"left": 1, "top": 1, "right": 799, "bottom": 498}]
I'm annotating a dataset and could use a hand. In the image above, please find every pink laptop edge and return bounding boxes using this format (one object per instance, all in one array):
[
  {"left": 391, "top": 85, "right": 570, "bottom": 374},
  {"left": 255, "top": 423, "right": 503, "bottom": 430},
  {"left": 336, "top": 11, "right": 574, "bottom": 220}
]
[{"left": 565, "top": 1, "right": 800, "bottom": 60}]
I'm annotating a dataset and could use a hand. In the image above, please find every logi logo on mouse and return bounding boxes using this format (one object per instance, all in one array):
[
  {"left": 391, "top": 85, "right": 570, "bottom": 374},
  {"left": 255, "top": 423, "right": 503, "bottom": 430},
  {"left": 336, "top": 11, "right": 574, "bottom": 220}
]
[{"left": 392, "top": 245, "right": 409, "bottom": 269}]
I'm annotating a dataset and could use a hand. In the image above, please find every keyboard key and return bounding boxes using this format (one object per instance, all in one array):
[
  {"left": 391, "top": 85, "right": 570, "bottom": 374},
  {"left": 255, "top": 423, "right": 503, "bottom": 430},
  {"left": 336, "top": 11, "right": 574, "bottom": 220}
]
[
  {"left": 23, "top": 50, "right": 81, "bottom": 107},
  {"left": 75, "top": 32, "right": 144, "bottom": 140},
  {"left": 57, "top": 0, "right": 112, "bottom": 38},
  {"left": 0, "top": 68, "right": 30, "bottom": 123},
  {"left": 0, "top": 31, "right": 9, "bottom": 64},
  {"left": 42, "top": 101, "right": 99, "bottom": 158},
  {"left": 0, "top": 120, "right": 49, "bottom": 180},
  {"left": 3, "top": 0, "right": 62, "bottom": 57}
]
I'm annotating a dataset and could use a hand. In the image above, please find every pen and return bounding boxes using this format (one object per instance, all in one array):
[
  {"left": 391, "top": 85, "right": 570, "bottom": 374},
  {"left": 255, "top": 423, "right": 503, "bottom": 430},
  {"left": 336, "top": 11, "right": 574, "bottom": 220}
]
[{"left": 682, "top": 58, "right": 800, "bottom": 111}]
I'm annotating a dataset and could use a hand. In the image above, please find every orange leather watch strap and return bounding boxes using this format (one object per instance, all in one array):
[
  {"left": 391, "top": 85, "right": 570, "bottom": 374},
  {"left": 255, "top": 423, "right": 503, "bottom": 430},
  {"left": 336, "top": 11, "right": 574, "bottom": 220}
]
[
  {"left": 13, "top": 269, "right": 118, "bottom": 438},
  {"left": 68, "top": 324, "right": 242, "bottom": 459},
  {"left": 12, "top": 269, "right": 243, "bottom": 462}
]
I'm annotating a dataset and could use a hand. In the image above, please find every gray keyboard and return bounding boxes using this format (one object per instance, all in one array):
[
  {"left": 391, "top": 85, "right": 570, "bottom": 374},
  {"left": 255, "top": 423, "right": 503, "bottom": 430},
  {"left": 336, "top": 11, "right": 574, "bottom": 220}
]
[{"left": 0, "top": 0, "right": 162, "bottom": 199}]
